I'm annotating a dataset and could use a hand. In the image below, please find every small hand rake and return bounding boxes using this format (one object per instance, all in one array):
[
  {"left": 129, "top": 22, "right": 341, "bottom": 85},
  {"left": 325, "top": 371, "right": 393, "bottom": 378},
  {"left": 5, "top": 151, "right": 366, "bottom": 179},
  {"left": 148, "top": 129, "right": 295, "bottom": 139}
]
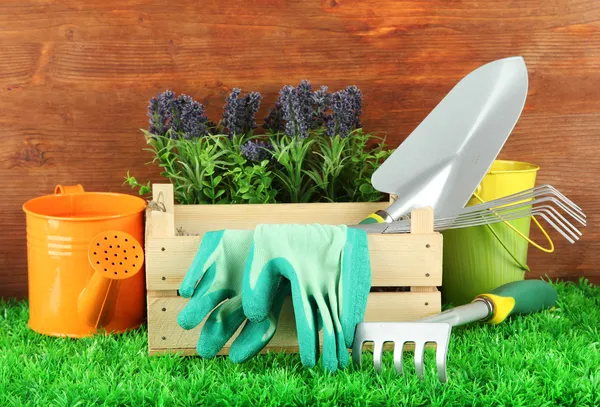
[{"left": 352, "top": 280, "right": 558, "bottom": 382}]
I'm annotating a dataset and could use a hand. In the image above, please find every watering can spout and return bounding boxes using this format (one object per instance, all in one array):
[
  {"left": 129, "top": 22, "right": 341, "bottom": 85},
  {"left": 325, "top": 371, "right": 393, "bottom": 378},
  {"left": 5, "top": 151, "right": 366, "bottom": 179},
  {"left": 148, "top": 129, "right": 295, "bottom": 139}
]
[
  {"left": 77, "top": 229, "right": 145, "bottom": 329},
  {"left": 78, "top": 273, "right": 120, "bottom": 328}
]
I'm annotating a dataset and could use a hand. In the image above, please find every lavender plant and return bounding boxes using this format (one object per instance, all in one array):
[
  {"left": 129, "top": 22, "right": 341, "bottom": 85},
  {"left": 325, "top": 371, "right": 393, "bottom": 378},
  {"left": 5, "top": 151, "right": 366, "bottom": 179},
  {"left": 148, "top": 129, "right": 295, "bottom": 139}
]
[{"left": 126, "top": 83, "right": 393, "bottom": 204}]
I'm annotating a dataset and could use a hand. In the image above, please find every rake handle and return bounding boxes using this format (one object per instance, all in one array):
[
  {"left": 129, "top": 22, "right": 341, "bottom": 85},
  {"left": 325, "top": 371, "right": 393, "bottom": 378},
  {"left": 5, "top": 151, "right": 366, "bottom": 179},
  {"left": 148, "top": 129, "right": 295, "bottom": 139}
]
[{"left": 477, "top": 279, "right": 558, "bottom": 325}]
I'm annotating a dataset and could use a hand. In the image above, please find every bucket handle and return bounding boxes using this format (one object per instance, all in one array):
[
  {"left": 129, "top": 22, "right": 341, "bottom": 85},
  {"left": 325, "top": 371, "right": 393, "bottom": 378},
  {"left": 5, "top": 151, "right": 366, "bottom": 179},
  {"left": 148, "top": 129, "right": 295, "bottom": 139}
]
[
  {"left": 472, "top": 190, "right": 555, "bottom": 271},
  {"left": 55, "top": 184, "right": 85, "bottom": 194}
]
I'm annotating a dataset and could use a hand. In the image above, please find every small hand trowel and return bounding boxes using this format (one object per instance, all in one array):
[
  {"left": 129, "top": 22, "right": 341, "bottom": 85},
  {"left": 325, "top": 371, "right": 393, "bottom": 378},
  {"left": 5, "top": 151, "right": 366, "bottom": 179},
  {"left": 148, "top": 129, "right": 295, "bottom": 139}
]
[{"left": 361, "top": 56, "right": 529, "bottom": 224}]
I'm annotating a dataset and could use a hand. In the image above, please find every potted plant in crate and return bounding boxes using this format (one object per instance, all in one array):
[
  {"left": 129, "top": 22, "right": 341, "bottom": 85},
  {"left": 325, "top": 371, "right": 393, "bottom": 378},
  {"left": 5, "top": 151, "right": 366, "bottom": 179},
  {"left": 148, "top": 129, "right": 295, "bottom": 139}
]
[
  {"left": 125, "top": 80, "right": 394, "bottom": 206},
  {"left": 129, "top": 82, "right": 445, "bottom": 357}
]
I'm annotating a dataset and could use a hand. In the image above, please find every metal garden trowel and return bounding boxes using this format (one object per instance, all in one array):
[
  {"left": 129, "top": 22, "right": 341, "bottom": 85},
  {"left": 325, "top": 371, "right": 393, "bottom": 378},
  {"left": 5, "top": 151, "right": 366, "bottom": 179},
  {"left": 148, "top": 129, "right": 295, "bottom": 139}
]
[
  {"left": 352, "top": 280, "right": 558, "bottom": 382},
  {"left": 361, "top": 56, "right": 529, "bottom": 224}
]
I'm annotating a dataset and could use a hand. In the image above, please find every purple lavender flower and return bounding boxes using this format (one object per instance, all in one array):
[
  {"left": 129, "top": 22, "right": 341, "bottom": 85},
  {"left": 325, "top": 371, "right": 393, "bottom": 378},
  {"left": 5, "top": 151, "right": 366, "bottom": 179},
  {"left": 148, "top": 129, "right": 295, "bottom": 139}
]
[
  {"left": 264, "top": 101, "right": 285, "bottom": 133},
  {"left": 146, "top": 90, "right": 210, "bottom": 139},
  {"left": 179, "top": 95, "right": 209, "bottom": 139},
  {"left": 222, "top": 89, "right": 262, "bottom": 137},
  {"left": 328, "top": 90, "right": 351, "bottom": 138},
  {"left": 325, "top": 85, "right": 364, "bottom": 138},
  {"left": 279, "top": 85, "right": 308, "bottom": 138},
  {"left": 297, "top": 80, "right": 317, "bottom": 130},
  {"left": 223, "top": 88, "right": 242, "bottom": 136},
  {"left": 344, "top": 85, "right": 363, "bottom": 129},
  {"left": 243, "top": 91, "right": 262, "bottom": 132},
  {"left": 312, "top": 85, "right": 331, "bottom": 128},
  {"left": 158, "top": 90, "right": 177, "bottom": 133},
  {"left": 240, "top": 140, "right": 274, "bottom": 162},
  {"left": 147, "top": 96, "right": 160, "bottom": 135}
]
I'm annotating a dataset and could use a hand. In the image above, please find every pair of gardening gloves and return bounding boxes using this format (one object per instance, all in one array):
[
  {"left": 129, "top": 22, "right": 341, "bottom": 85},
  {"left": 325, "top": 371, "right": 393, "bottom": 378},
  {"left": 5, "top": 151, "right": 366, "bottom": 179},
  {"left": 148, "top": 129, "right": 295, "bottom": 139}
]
[{"left": 177, "top": 224, "right": 371, "bottom": 372}]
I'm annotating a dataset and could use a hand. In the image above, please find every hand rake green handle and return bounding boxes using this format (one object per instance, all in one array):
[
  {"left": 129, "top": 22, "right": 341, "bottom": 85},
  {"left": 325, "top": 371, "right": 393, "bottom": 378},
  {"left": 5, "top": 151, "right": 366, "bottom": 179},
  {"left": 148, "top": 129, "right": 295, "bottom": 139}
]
[
  {"left": 418, "top": 279, "right": 558, "bottom": 327},
  {"left": 477, "top": 279, "right": 558, "bottom": 325}
]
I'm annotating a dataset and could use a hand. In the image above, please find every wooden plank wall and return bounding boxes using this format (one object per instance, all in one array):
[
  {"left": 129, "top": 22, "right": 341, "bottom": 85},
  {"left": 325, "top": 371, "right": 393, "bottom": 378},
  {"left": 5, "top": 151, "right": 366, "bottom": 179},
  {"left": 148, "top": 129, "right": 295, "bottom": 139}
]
[{"left": 1, "top": 0, "right": 598, "bottom": 298}]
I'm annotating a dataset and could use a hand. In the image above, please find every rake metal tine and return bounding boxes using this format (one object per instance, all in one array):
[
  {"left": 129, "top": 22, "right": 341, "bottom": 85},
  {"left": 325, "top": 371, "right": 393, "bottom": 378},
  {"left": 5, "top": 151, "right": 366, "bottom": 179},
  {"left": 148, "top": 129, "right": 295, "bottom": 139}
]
[
  {"left": 458, "top": 187, "right": 585, "bottom": 221},
  {"left": 414, "top": 342, "right": 425, "bottom": 379},
  {"left": 373, "top": 341, "right": 384, "bottom": 373},
  {"left": 533, "top": 211, "right": 576, "bottom": 244},
  {"left": 535, "top": 205, "right": 581, "bottom": 238},
  {"left": 442, "top": 197, "right": 585, "bottom": 230},
  {"left": 419, "top": 208, "right": 578, "bottom": 243},
  {"left": 551, "top": 199, "right": 586, "bottom": 227},
  {"left": 439, "top": 208, "right": 578, "bottom": 243},
  {"left": 381, "top": 205, "right": 583, "bottom": 242},
  {"left": 443, "top": 205, "right": 582, "bottom": 241},
  {"left": 525, "top": 184, "right": 584, "bottom": 213},
  {"left": 509, "top": 196, "right": 586, "bottom": 227},
  {"left": 393, "top": 343, "right": 404, "bottom": 375},
  {"left": 352, "top": 339, "right": 364, "bottom": 367},
  {"left": 436, "top": 340, "right": 449, "bottom": 383}
]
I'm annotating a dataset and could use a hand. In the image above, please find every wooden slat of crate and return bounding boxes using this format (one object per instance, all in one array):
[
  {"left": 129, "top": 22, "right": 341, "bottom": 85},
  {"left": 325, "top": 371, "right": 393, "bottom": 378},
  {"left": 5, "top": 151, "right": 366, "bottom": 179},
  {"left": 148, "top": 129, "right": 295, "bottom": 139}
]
[
  {"left": 148, "top": 290, "right": 441, "bottom": 356},
  {"left": 145, "top": 233, "right": 442, "bottom": 290},
  {"left": 173, "top": 202, "right": 391, "bottom": 236}
]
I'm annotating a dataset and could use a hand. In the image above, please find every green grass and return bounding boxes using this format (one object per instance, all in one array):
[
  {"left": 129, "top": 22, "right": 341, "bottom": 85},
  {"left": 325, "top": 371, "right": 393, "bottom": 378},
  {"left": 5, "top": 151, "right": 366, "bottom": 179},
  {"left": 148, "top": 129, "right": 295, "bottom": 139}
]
[{"left": 1, "top": 279, "right": 599, "bottom": 407}]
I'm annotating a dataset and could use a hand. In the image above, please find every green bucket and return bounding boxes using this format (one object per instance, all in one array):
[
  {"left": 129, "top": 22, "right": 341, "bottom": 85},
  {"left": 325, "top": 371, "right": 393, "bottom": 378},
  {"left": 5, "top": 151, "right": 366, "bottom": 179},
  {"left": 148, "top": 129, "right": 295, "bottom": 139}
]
[{"left": 441, "top": 160, "right": 554, "bottom": 306}]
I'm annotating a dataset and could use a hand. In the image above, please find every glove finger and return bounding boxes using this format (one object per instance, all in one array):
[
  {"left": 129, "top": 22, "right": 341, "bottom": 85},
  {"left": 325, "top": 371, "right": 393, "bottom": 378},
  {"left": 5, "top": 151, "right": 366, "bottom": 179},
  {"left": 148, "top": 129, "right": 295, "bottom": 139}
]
[
  {"left": 314, "top": 294, "right": 340, "bottom": 373},
  {"left": 179, "top": 231, "right": 225, "bottom": 298},
  {"left": 340, "top": 227, "right": 372, "bottom": 348},
  {"left": 177, "top": 267, "right": 231, "bottom": 330},
  {"left": 197, "top": 297, "right": 246, "bottom": 359},
  {"left": 288, "top": 281, "right": 319, "bottom": 368},
  {"left": 229, "top": 281, "right": 291, "bottom": 363},
  {"left": 326, "top": 283, "right": 350, "bottom": 370},
  {"left": 229, "top": 316, "right": 275, "bottom": 363},
  {"left": 242, "top": 252, "right": 285, "bottom": 322}
]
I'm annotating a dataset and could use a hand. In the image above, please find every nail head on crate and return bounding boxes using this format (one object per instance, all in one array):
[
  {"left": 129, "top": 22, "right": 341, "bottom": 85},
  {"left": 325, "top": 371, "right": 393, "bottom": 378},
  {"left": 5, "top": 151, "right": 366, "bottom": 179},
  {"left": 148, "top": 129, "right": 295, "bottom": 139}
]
[
  {"left": 162, "top": 276, "right": 166, "bottom": 281},
  {"left": 161, "top": 247, "right": 165, "bottom": 252},
  {"left": 162, "top": 307, "right": 166, "bottom": 312},
  {"left": 425, "top": 273, "right": 430, "bottom": 277},
  {"left": 161, "top": 336, "right": 166, "bottom": 340},
  {"left": 426, "top": 244, "right": 431, "bottom": 248},
  {"left": 425, "top": 302, "right": 429, "bottom": 306}
]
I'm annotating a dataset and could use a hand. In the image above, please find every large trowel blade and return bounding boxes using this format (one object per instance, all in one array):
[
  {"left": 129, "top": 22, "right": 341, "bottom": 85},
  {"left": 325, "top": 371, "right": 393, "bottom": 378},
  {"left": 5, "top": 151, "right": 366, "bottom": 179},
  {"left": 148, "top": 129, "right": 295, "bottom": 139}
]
[{"left": 371, "top": 56, "right": 528, "bottom": 220}]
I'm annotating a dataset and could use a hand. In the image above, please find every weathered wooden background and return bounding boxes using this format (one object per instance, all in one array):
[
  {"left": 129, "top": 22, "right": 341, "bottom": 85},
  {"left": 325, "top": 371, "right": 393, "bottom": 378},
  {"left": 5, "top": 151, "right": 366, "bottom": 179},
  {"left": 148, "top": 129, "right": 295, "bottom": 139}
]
[{"left": 1, "top": 0, "right": 598, "bottom": 298}]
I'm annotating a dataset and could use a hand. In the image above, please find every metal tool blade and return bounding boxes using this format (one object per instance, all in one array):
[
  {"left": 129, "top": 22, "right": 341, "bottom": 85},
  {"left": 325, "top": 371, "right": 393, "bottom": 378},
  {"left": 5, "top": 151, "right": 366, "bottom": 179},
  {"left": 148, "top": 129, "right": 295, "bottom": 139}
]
[{"left": 371, "top": 56, "right": 529, "bottom": 220}]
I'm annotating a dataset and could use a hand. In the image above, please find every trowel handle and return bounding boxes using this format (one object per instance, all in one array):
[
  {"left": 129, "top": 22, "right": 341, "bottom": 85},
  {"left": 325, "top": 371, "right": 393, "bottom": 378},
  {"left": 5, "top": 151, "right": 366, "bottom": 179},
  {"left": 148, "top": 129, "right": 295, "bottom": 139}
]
[
  {"left": 359, "top": 209, "right": 394, "bottom": 224},
  {"left": 476, "top": 280, "right": 558, "bottom": 325},
  {"left": 359, "top": 194, "right": 413, "bottom": 224}
]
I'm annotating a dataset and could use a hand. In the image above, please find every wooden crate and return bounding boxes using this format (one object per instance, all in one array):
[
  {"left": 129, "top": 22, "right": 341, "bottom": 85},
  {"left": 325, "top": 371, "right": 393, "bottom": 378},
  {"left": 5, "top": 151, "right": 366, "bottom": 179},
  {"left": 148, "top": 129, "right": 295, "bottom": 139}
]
[{"left": 145, "top": 184, "right": 443, "bottom": 356}]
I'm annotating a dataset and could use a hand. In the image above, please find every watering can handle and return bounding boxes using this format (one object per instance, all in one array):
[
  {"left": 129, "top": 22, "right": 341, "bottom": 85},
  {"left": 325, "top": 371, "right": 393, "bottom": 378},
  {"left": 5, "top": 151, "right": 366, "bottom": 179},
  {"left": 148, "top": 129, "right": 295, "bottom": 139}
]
[
  {"left": 54, "top": 184, "right": 85, "bottom": 194},
  {"left": 472, "top": 189, "right": 554, "bottom": 270}
]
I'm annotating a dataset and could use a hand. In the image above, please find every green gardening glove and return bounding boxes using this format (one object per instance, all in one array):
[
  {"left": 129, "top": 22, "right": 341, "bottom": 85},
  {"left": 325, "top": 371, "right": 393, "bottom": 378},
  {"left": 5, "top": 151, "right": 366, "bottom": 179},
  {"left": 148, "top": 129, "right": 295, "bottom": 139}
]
[
  {"left": 178, "top": 230, "right": 289, "bottom": 363},
  {"left": 242, "top": 224, "right": 371, "bottom": 372}
]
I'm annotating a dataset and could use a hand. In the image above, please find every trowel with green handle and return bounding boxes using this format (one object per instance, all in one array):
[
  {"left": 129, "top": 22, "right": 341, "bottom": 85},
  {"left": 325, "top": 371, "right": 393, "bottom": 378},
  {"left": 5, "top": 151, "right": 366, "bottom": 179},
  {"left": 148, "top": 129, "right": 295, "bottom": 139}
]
[
  {"left": 360, "top": 56, "right": 529, "bottom": 225},
  {"left": 352, "top": 279, "right": 558, "bottom": 382}
]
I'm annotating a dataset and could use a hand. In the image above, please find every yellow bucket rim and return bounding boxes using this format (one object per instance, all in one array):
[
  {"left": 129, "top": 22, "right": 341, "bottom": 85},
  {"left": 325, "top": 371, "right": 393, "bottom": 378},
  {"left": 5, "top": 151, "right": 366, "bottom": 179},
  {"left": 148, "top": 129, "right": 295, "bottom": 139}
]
[{"left": 488, "top": 159, "right": 540, "bottom": 175}]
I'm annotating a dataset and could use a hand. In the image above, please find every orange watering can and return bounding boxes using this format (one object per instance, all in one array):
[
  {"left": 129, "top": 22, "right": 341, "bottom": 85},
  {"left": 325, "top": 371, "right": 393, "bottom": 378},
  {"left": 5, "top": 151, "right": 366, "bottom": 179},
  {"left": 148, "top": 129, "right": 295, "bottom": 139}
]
[{"left": 22, "top": 185, "right": 147, "bottom": 337}]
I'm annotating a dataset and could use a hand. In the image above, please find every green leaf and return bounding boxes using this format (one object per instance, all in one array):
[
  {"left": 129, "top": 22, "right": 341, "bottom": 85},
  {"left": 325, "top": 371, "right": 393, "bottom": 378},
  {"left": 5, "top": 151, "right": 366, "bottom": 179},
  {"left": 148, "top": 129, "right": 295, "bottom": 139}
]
[
  {"left": 359, "top": 183, "right": 375, "bottom": 194},
  {"left": 203, "top": 188, "right": 214, "bottom": 199}
]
